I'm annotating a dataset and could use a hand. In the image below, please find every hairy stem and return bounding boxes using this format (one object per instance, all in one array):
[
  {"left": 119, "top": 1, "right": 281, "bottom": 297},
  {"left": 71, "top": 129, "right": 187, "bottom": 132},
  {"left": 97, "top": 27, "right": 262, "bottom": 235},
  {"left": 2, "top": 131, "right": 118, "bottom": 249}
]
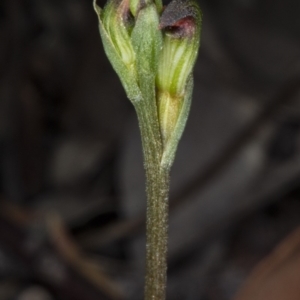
[
  {"left": 134, "top": 100, "right": 170, "bottom": 300},
  {"left": 145, "top": 165, "right": 169, "bottom": 300}
]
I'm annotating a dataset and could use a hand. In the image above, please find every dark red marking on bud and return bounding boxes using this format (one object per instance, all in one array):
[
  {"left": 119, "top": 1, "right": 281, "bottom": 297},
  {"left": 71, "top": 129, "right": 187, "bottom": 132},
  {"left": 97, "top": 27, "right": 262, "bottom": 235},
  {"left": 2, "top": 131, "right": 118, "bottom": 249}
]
[
  {"left": 161, "top": 16, "right": 196, "bottom": 38},
  {"left": 159, "top": 0, "right": 198, "bottom": 38}
]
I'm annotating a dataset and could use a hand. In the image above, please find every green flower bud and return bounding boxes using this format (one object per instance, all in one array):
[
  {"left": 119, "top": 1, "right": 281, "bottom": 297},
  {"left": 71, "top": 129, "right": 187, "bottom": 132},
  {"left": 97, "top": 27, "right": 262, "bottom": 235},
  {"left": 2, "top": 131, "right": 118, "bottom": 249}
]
[
  {"left": 102, "top": 0, "right": 134, "bottom": 66},
  {"left": 93, "top": 0, "right": 142, "bottom": 102},
  {"left": 156, "top": 0, "right": 202, "bottom": 144},
  {"left": 131, "top": 3, "right": 163, "bottom": 102}
]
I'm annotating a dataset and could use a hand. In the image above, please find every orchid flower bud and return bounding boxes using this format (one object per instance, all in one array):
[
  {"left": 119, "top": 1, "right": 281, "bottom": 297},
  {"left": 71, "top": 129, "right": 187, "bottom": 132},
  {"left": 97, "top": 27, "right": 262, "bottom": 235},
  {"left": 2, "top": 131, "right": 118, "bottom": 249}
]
[
  {"left": 156, "top": 0, "right": 202, "bottom": 145},
  {"left": 93, "top": 0, "right": 142, "bottom": 102},
  {"left": 131, "top": 3, "right": 163, "bottom": 103}
]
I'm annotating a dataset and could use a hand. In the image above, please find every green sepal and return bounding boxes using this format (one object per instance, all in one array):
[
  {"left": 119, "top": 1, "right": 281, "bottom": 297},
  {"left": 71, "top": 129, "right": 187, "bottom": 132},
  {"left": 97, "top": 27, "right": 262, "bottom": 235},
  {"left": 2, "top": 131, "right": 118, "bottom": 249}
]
[
  {"left": 130, "top": 3, "right": 164, "bottom": 149},
  {"left": 93, "top": 0, "right": 142, "bottom": 102},
  {"left": 161, "top": 75, "right": 193, "bottom": 169},
  {"left": 131, "top": 3, "right": 163, "bottom": 103}
]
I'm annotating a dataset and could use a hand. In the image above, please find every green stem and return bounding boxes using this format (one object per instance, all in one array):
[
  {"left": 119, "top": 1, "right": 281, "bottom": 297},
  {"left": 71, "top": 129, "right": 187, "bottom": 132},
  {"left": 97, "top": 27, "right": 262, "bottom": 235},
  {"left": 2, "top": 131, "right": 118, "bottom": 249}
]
[
  {"left": 145, "top": 166, "right": 169, "bottom": 300},
  {"left": 134, "top": 100, "right": 170, "bottom": 300}
]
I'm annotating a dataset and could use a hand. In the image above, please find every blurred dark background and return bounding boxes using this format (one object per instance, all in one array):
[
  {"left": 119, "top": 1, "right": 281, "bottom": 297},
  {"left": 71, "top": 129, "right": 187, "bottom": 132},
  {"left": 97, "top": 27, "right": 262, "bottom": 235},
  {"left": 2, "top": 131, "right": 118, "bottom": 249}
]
[{"left": 0, "top": 0, "right": 300, "bottom": 299}]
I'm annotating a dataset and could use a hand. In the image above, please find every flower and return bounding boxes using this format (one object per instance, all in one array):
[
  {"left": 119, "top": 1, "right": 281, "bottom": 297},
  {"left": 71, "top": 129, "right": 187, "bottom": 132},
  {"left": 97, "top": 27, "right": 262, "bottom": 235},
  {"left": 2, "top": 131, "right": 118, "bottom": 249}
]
[{"left": 156, "top": 0, "right": 202, "bottom": 144}]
